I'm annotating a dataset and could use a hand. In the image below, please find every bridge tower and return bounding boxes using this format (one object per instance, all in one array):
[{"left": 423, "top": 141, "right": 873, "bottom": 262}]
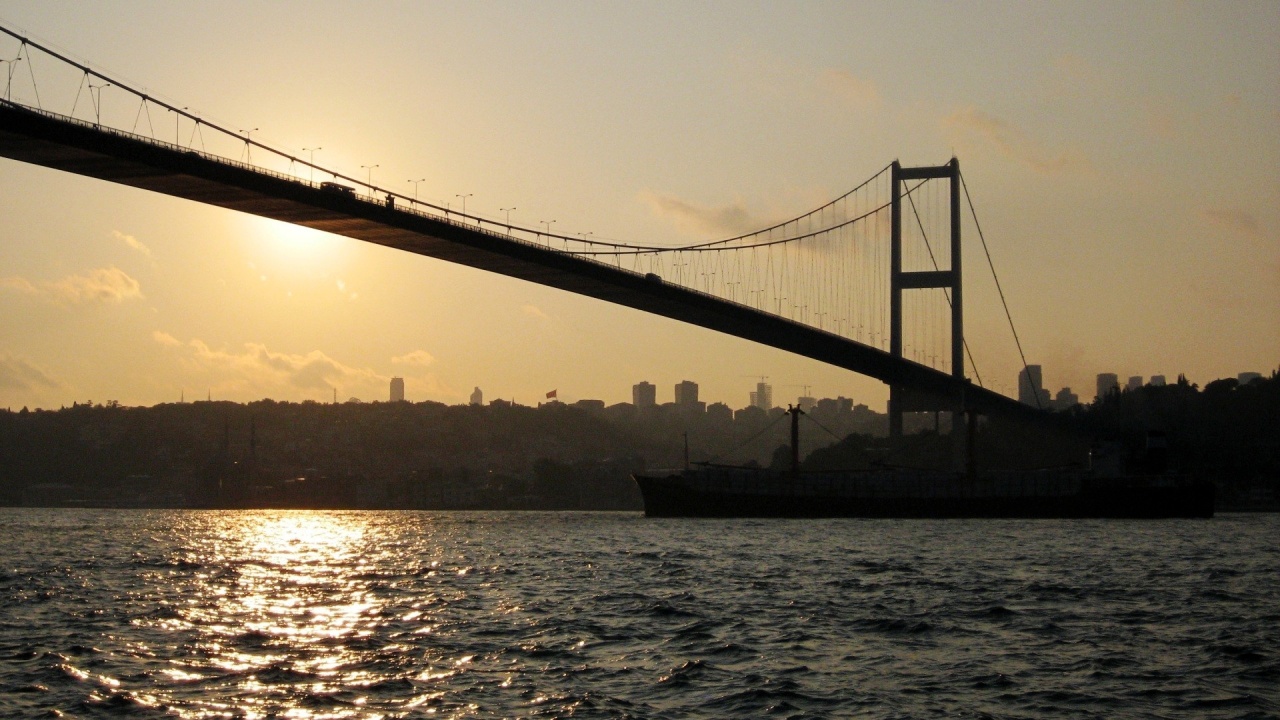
[{"left": 888, "top": 158, "right": 963, "bottom": 438}]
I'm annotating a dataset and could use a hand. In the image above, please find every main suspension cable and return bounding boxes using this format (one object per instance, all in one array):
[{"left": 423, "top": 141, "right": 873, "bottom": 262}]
[{"left": 960, "top": 171, "right": 1036, "bottom": 407}]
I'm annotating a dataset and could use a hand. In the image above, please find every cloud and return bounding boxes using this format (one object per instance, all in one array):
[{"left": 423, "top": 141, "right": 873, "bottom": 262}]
[
  {"left": 0, "top": 266, "right": 143, "bottom": 304},
  {"left": 112, "top": 230, "right": 151, "bottom": 257},
  {"left": 639, "top": 190, "right": 765, "bottom": 238},
  {"left": 0, "top": 353, "right": 61, "bottom": 391},
  {"left": 521, "top": 305, "right": 548, "bottom": 320},
  {"left": 51, "top": 267, "right": 143, "bottom": 303},
  {"left": 1201, "top": 208, "right": 1264, "bottom": 243},
  {"left": 0, "top": 276, "right": 38, "bottom": 295},
  {"left": 154, "top": 333, "right": 393, "bottom": 399},
  {"left": 152, "top": 330, "right": 183, "bottom": 347},
  {"left": 821, "top": 69, "right": 882, "bottom": 108},
  {"left": 392, "top": 350, "right": 435, "bottom": 366},
  {"left": 153, "top": 334, "right": 456, "bottom": 402},
  {"left": 943, "top": 106, "right": 1092, "bottom": 175}
]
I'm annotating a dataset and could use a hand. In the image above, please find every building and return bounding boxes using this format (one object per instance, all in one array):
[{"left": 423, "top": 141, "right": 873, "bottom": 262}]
[
  {"left": 632, "top": 381, "right": 656, "bottom": 408},
  {"left": 1018, "top": 365, "right": 1047, "bottom": 407},
  {"left": 390, "top": 377, "right": 405, "bottom": 402},
  {"left": 751, "top": 381, "right": 773, "bottom": 411},
  {"left": 1127, "top": 375, "right": 1143, "bottom": 392},
  {"left": 798, "top": 396, "right": 817, "bottom": 412},
  {"left": 705, "top": 402, "right": 733, "bottom": 424},
  {"left": 469, "top": 387, "right": 483, "bottom": 406},
  {"left": 1053, "top": 387, "right": 1079, "bottom": 410},
  {"left": 1096, "top": 373, "right": 1119, "bottom": 401},
  {"left": 1150, "top": 375, "right": 1167, "bottom": 387},
  {"left": 1239, "top": 372, "right": 1262, "bottom": 385},
  {"left": 674, "top": 380, "right": 699, "bottom": 405}
]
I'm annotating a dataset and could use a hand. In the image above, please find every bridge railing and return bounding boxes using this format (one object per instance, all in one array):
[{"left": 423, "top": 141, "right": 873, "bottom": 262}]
[{"left": 0, "top": 97, "right": 767, "bottom": 314}]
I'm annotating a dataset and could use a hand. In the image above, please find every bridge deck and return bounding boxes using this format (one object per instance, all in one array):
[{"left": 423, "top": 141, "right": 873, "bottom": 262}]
[{"left": 0, "top": 100, "right": 1035, "bottom": 419}]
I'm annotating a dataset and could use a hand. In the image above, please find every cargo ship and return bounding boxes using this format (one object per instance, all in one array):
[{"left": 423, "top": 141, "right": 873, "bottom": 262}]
[{"left": 633, "top": 409, "right": 1215, "bottom": 519}]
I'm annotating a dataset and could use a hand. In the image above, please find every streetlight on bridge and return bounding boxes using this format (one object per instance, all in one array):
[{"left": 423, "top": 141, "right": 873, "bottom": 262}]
[
  {"left": 2, "top": 56, "right": 21, "bottom": 101},
  {"left": 361, "top": 164, "right": 379, "bottom": 194},
  {"left": 240, "top": 127, "right": 259, "bottom": 163},
  {"left": 302, "top": 147, "right": 322, "bottom": 184},
  {"left": 88, "top": 79, "right": 111, "bottom": 127},
  {"left": 500, "top": 207, "right": 516, "bottom": 227},
  {"left": 408, "top": 178, "right": 425, "bottom": 203},
  {"left": 540, "top": 219, "right": 556, "bottom": 244},
  {"left": 455, "top": 193, "right": 473, "bottom": 222}
]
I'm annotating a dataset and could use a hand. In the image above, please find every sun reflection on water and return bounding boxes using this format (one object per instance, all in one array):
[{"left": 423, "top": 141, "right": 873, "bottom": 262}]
[{"left": 158, "top": 511, "right": 421, "bottom": 718}]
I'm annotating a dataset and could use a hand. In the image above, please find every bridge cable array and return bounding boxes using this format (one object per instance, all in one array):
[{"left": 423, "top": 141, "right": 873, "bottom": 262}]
[{"left": 0, "top": 21, "right": 1035, "bottom": 400}]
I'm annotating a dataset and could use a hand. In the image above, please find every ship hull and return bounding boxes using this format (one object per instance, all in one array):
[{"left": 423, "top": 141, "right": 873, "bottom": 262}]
[{"left": 634, "top": 471, "right": 1215, "bottom": 519}]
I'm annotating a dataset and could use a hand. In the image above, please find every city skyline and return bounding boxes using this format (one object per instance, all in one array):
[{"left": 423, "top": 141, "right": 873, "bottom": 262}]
[{"left": 0, "top": 3, "right": 1276, "bottom": 411}]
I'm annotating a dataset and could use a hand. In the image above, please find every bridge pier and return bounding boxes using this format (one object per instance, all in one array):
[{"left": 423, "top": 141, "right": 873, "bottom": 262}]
[{"left": 889, "top": 158, "right": 965, "bottom": 456}]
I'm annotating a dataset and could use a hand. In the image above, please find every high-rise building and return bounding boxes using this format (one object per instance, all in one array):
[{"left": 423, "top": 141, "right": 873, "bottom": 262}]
[
  {"left": 1096, "top": 373, "right": 1119, "bottom": 401},
  {"left": 1239, "top": 372, "right": 1262, "bottom": 385},
  {"left": 798, "top": 396, "right": 817, "bottom": 412},
  {"left": 1018, "top": 365, "right": 1044, "bottom": 407},
  {"left": 752, "top": 381, "right": 773, "bottom": 411},
  {"left": 632, "top": 381, "right": 656, "bottom": 408},
  {"left": 1054, "top": 387, "right": 1079, "bottom": 410},
  {"left": 469, "top": 387, "right": 483, "bottom": 406},
  {"left": 1150, "top": 375, "right": 1167, "bottom": 387},
  {"left": 674, "top": 380, "right": 699, "bottom": 405},
  {"left": 1127, "top": 375, "right": 1143, "bottom": 391},
  {"left": 390, "top": 377, "right": 405, "bottom": 402}
]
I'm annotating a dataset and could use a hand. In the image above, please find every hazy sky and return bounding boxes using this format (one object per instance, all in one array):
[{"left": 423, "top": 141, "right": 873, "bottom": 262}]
[{"left": 0, "top": 1, "right": 1276, "bottom": 411}]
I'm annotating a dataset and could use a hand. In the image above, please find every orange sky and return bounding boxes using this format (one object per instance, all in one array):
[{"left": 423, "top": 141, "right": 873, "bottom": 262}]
[{"left": 0, "top": 2, "right": 1276, "bottom": 411}]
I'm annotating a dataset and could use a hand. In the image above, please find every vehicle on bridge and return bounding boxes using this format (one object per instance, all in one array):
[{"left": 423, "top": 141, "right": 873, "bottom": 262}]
[{"left": 320, "top": 181, "right": 355, "bottom": 195}]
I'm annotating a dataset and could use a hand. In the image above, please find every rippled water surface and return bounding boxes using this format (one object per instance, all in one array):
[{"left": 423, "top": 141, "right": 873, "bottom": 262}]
[{"left": 1, "top": 509, "right": 1277, "bottom": 719}]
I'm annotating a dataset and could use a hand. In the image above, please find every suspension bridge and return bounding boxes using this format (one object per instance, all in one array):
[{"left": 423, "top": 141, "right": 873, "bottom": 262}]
[{"left": 0, "top": 26, "right": 1041, "bottom": 434}]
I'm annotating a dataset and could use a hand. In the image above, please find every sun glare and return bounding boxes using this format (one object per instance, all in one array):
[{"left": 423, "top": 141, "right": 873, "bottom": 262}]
[{"left": 238, "top": 216, "right": 351, "bottom": 279}]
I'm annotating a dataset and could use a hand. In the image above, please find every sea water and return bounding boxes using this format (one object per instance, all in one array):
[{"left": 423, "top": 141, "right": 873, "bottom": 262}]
[{"left": 0, "top": 509, "right": 1276, "bottom": 718}]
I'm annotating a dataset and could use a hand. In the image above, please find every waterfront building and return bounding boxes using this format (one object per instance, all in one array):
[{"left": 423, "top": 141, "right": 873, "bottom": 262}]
[
  {"left": 1018, "top": 365, "right": 1045, "bottom": 407},
  {"left": 470, "top": 387, "right": 483, "bottom": 406},
  {"left": 632, "top": 381, "right": 656, "bottom": 408},
  {"left": 1127, "top": 376, "right": 1143, "bottom": 391},
  {"left": 1054, "top": 387, "right": 1079, "bottom": 410},
  {"left": 390, "top": 377, "right": 405, "bottom": 402},
  {"left": 1096, "top": 373, "right": 1119, "bottom": 401},
  {"left": 1150, "top": 375, "right": 1167, "bottom": 387},
  {"left": 752, "top": 382, "right": 773, "bottom": 411},
  {"left": 674, "top": 380, "right": 699, "bottom": 405}
]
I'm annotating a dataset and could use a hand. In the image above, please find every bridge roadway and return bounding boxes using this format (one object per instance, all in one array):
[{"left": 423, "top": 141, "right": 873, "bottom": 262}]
[{"left": 0, "top": 100, "right": 1036, "bottom": 420}]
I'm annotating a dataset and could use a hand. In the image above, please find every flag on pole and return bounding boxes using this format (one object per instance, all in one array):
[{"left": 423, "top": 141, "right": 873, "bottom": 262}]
[{"left": 546, "top": 389, "right": 557, "bottom": 399}]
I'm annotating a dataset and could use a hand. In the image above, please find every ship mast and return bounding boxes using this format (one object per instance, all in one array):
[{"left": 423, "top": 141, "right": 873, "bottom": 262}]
[{"left": 789, "top": 405, "right": 803, "bottom": 476}]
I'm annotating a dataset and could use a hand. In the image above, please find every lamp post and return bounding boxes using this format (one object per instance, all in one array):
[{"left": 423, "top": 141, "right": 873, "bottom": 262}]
[
  {"left": 455, "top": 193, "right": 473, "bottom": 222},
  {"left": 239, "top": 127, "right": 259, "bottom": 163},
  {"left": 500, "top": 207, "right": 516, "bottom": 226},
  {"left": 408, "top": 178, "right": 425, "bottom": 203},
  {"left": 361, "top": 164, "right": 379, "bottom": 194},
  {"left": 88, "top": 79, "right": 110, "bottom": 126},
  {"left": 540, "top": 219, "right": 556, "bottom": 245},
  {"left": 1, "top": 57, "right": 20, "bottom": 101},
  {"left": 303, "top": 147, "right": 322, "bottom": 184}
]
